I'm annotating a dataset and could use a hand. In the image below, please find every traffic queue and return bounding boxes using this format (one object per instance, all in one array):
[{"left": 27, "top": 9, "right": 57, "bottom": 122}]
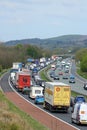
[
  {"left": 9, "top": 56, "right": 87, "bottom": 126},
  {"left": 10, "top": 57, "right": 52, "bottom": 98}
]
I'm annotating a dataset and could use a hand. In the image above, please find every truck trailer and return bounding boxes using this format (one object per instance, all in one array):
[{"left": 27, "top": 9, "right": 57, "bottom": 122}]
[
  {"left": 12, "top": 62, "right": 22, "bottom": 71},
  {"left": 43, "top": 82, "right": 71, "bottom": 112},
  {"left": 15, "top": 71, "right": 31, "bottom": 92}
]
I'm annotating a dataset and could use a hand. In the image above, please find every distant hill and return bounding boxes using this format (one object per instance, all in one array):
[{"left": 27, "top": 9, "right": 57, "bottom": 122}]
[{"left": 3, "top": 35, "right": 87, "bottom": 50}]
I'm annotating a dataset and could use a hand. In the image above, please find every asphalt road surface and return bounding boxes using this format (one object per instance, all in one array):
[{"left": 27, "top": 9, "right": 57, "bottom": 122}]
[{"left": 0, "top": 71, "right": 87, "bottom": 130}]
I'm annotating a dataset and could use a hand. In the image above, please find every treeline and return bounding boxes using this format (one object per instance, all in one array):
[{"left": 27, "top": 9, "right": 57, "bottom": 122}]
[
  {"left": 75, "top": 48, "right": 87, "bottom": 72},
  {"left": 0, "top": 44, "right": 51, "bottom": 71}
]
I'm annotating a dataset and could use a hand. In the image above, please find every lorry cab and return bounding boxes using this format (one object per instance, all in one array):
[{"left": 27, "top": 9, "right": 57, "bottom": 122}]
[
  {"left": 29, "top": 86, "right": 44, "bottom": 99},
  {"left": 71, "top": 102, "right": 87, "bottom": 124}
]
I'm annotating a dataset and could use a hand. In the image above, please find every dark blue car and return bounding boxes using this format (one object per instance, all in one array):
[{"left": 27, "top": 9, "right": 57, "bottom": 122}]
[
  {"left": 71, "top": 95, "right": 86, "bottom": 107},
  {"left": 74, "top": 95, "right": 86, "bottom": 104}
]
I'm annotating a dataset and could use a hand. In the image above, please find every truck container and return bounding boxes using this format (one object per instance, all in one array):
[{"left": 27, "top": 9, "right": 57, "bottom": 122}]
[
  {"left": 43, "top": 82, "right": 71, "bottom": 112},
  {"left": 12, "top": 62, "right": 22, "bottom": 71},
  {"left": 40, "top": 57, "right": 46, "bottom": 63},
  {"left": 15, "top": 71, "right": 31, "bottom": 92}
]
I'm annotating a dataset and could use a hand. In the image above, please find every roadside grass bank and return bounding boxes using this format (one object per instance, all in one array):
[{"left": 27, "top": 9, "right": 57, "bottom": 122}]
[
  {"left": 71, "top": 90, "right": 87, "bottom": 101},
  {"left": 0, "top": 91, "right": 49, "bottom": 130},
  {"left": 0, "top": 69, "right": 8, "bottom": 77},
  {"left": 40, "top": 66, "right": 51, "bottom": 82},
  {"left": 0, "top": 70, "right": 49, "bottom": 130},
  {"left": 77, "top": 69, "right": 87, "bottom": 79},
  {"left": 76, "top": 62, "right": 87, "bottom": 79}
]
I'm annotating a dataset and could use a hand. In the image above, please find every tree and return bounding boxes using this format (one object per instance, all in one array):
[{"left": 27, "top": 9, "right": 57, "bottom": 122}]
[
  {"left": 27, "top": 45, "right": 42, "bottom": 58},
  {"left": 80, "top": 55, "right": 87, "bottom": 72},
  {"left": 0, "top": 65, "right": 2, "bottom": 72},
  {"left": 75, "top": 48, "right": 87, "bottom": 62}
]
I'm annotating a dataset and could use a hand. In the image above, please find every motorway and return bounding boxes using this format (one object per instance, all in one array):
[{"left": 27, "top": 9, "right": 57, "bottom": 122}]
[
  {"left": 69, "top": 59, "right": 87, "bottom": 95},
  {"left": 48, "top": 59, "right": 87, "bottom": 96},
  {"left": 0, "top": 69, "right": 87, "bottom": 130}
]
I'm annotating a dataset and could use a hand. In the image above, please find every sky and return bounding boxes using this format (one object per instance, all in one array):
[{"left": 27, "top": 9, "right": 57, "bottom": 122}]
[{"left": 0, "top": 0, "right": 87, "bottom": 42}]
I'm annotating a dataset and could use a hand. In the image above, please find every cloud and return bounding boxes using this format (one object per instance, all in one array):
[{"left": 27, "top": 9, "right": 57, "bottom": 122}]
[
  {"left": 0, "top": 0, "right": 87, "bottom": 41},
  {"left": 0, "top": 0, "right": 87, "bottom": 21},
  {"left": 0, "top": 0, "right": 86, "bottom": 27}
]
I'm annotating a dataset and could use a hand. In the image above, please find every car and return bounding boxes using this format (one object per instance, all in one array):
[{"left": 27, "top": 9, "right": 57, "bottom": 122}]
[
  {"left": 53, "top": 75, "right": 60, "bottom": 80},
  {"left": 71, "top": 95, "right": 86, "bottom": 107},
  {"left": 34, "top": 95, "right": 44, "bottom": 104},
  {"left": 58, "top": 71, "right": 63, "bottom": 75},
  {"left": 64, "top": 69, "right": 69, "bottom": 73},
  {"left": 62, "top": 74, "right": 68, "bottom": 79},
  {"left": 69, "top": 78, "right": 75, "bottom": 83},
  {"left": 22, "top": 87, "right": 30, "bottom": 95},
  {"left": 69, "top": 75, "right": 75, "bottom": 83},
  {"left": 49, "top": 71, "right": 55, "bottom": 78},
  {"left": 74, "top": 95, "right": 86, "bottom": 104},
  {"left": 83, "top": 82, "right": 87, "bottom": 90},
  {"left": 36, "top": 79, "right": 45, "bottom": 88}
]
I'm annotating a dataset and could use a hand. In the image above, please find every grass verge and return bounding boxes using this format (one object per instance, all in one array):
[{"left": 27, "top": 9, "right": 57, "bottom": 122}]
[
  {"left": 0, "top": 91, "right": 49, "bottom": 130},
  {"left": 40, "top": 69, "right": 51, "bottom": 81},
  {"left": 77, "top": 69, "right": 87, "bottom": 79},
  {"left": 0, "top": 69, "right": 7, "bottom": 77},
  {"left": 0, "top": 69, "right": 49, "bottom": 130}
]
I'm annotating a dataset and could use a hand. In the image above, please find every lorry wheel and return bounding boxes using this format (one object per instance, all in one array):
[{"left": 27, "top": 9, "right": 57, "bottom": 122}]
[
  {"left": 65, "top": 108, "right": 68, "bottom": 113},
  {"left": 49, "top": 105, "right": 53, "bottom": 112},
  {"left": 71, "top": 118, "right": 74, "bottom": 123},
  {"left": 43, "top": 102, "right": 46, "bottom": 109}
]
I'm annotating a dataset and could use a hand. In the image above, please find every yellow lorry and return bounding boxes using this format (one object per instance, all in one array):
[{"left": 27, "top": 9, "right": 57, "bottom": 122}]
[{"left": 43, "top": 82, "right": 71, "bottom": 112}]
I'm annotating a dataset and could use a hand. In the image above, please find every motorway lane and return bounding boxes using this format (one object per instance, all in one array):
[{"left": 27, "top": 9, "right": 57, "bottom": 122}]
[
  {"left": 48, "top": 60, "right": 87, "bottom": 96},
  {"left": 1, "top": 72, "right": 87, "bottom": 130},
  {"left": 9, "top": 79, "right": 87, "bottom": 130},
  {"left": 68, "top": 59, "right": 87, "bottom": 95},
  {"left": 48, "top": 71, "right": 86, "bottom": 96},
  {"left": 71, "top": 60, "right": 87, "bottom": 82},
  {"left": 0, "top": 72, "right": 13, "bottom": 92}
]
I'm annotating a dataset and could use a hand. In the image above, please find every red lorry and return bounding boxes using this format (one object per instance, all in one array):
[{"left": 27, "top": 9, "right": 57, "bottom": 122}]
[{"left": 15, "top": 71, "right": 31, "bottom": 93}]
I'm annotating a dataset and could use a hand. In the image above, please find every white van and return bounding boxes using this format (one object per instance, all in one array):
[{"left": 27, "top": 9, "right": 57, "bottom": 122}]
[
  {"left": 71, "top": 102, "right": 87, "bottom": 124},
  {"left": 29, "top": 86, "right": 43, "bottom": 99}
]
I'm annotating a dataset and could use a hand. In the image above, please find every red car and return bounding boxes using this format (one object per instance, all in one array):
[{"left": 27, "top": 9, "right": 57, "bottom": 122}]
[{"left": 58, "top": 71, "right": 63, "bottom": 75}]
